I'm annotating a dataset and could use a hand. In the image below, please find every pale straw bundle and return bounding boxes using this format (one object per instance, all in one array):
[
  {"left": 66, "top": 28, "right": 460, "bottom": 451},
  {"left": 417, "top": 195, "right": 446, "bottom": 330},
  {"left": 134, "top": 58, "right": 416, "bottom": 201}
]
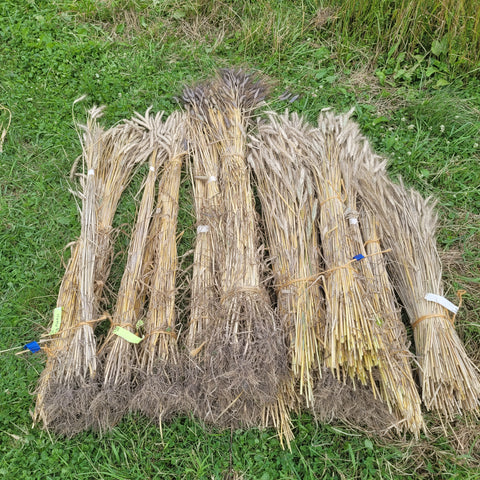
[
  {"left": 335, "top": 126, "right": 423, "bottom": 435},
  {"left": 359, "top": 210, "right": 424, "bottom": 435},
  {"left": 307, "top": 114, "right": 385, "bottom": 390},
  {"left": 92, "top": 115, "right": 156, "bottom": 306},
  {"left": 34, "top": 108, "right": 157, "bottom": 434},
  {"left": 89, "top": 110, "right": 170, "bottom": 432},
  {"left": 310, "top": 110, "right": 424, "bottom": 435},
  {"left": 131, "top": 112, "right": 187, "bottom": 422},
  {"left": 183, "top": 70, "right": 288, "bottom": 438},
  {"left": 34, "top": 106, "right": 102, "bottom": 435},
  {"left": 183, "top": 82, "right": 222, "bottom": 360},
  {"left": 182, "top": 80, "right": 242, "bottom": 427},
  {"left": 326, "top": 109, "right": 479, "bottom": 421},
  {"left": 248, "top": 111, "right": 322, "bottom": 408},
  {"left": 249, "top": 110, "right": 400, "bottom": 439},
  {"left": 354, "top": 157, "right": 480, "bottom": 418},
  {"left": 213, "top": 70, "right": 289, "bottom": 440},
  {"left": 34, "top": 239, "right": 81, "bottom": 431}
]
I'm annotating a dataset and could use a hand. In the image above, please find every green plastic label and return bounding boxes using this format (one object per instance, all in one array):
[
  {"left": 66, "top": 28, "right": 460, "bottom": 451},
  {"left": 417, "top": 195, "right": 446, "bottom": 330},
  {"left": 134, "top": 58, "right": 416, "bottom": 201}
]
[
  {"left": 113, "top": 326, "right": 143, "bottom": 344},
  {"left": 50, "top": 307, "right": 62, "bottom": 334}
]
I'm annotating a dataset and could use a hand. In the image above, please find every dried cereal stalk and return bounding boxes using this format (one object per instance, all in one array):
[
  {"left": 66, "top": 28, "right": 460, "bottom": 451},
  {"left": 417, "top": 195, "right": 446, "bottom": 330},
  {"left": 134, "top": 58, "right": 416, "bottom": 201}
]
[
  {"left": 248, "top": 111, "right": 322, "bottom": 407},
  {"left": 34, "top": 107, "right": 161, "bottom": 434},
  {"left": 321, "top": 116, "right": 422, "bottom": 435},
  {"left": 34, "top": 107, "right": 105, "bottom": 434},
  {"left": 308, "top": 114, "right": 384, "bottom": 390},
  {"left": 89, "top": 111, "right": 170, "bottom": 431},
  {"left": 183, "top": 82, "right": 222, "bottom": 357},
  {"left": 132, "top": 112, "right": 187, "bottom": 421},
  {"left": 332, "top": 109, "right": 480, "bottom": 419},
  {"left": 0, "top": 104, "right": 12, "bottom": 153},
  {"left": 360, "top": 168, "right": 480, "bottom": 417},
  {"left": 183, "top": 70, "right": 289, "bottom": 441}
]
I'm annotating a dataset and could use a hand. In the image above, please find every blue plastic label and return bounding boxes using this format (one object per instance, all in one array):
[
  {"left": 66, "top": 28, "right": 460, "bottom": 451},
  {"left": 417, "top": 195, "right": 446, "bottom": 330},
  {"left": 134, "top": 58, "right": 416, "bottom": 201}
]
[{"left": 24, "top": 341, "right": 41, "bottom": 353}]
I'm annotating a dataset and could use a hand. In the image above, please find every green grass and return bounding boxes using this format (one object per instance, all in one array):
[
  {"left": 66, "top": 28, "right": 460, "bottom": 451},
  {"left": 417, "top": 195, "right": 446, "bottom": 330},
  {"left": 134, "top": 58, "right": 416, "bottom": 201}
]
[
  {"left": 317, "top": 0, "right": 480, "bottom": 80},
  {"left": 1, "top": 0, "right": 480, "bottom": 478}
]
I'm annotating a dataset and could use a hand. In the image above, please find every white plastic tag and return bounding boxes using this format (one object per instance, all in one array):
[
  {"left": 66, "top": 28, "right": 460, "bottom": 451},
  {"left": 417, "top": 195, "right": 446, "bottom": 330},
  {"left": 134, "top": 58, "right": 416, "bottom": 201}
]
[
  {"left": 197, "top": 225, "right": 210, "bottom": 233},
  {"left": 424, "top": 293, "right": 459, "bottom": 314}
]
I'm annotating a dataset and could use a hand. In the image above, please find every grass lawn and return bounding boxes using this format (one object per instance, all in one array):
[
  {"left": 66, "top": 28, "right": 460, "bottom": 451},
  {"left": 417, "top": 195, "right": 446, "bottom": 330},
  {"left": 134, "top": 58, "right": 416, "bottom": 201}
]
[{"left": 1, "top": 1, "right": 479, "bottom": 478}]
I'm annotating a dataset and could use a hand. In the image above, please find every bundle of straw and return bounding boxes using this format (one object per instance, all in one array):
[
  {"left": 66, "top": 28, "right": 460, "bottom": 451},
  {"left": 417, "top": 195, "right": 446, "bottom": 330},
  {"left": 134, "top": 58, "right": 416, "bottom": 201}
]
[
  {"left": 34, "top": 106, "right": 150, "bottom": 434},
  {"left": 359, "top": 210, "right": 424, "bottom": 435},
  {"left": 322, "top": 109, "right": 479, "bottom": 420},
  {"left": 183, "top": 82, "right": 222, "bottom": 360},
  {"left": 249, "top": 111, "right": 400, "bottom": 437},
  {"left": 131, "top": 111, "right": 187, "bottom": 422},
  {"left": 336, "top": 133, "right": 423, "bottom": 435},
  {"left": 307, "top": 115, "right": 384, "bottom": 390},
  {"left": 183, "top": 70, "right": 288, "bottom": 434},
  {"left": 215, "top": 71, "right": 286, "bottom": 420},
  {"left": 354, "top": 157, "right": 480, "bottom": 418},
  {"left": 309, "top": 110, "right": 425, "bottom": 435},
  {"left": 89, "top": 111, "right": 170, "bottom": 432},
  {"left": 214, "top": 71, "right": 287, "bottom": 427},
  {"left": 248, "top": 111, "right": 322, "bottom": 407}
]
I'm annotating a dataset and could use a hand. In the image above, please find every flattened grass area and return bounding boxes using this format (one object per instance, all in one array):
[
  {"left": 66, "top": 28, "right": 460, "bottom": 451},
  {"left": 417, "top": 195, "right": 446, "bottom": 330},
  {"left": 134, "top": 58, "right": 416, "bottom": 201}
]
[{"left": 1, "top": 1, "right": 479, "bottom": 478}]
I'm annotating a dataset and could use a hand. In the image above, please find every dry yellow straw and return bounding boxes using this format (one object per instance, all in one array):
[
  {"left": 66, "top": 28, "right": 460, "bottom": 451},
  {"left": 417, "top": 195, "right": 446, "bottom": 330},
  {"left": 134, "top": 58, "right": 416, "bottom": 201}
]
[
  {"left": 34, "top": 108, "right": 156, "bottom": 434},
  {"left": 92, "top": 111, "right": 157, "bottom": 306},
  {"left": 132, "top": 112, "right": 187, "bottom": 421},
  {"left": 248, "top": 111, "right": 322, "bottom": 407},
  {"left": 183, "top": 81, "right": 235, "bottom": 429},
  {"left": 183, "top": 82, "right": 222, "bottom": 358},
  {"left": 250, "top": 111, "right": 401, "bottom": 436},
  {"left": 316, "top": 109, "right": 424, "bottom": 436},
  {"left": 308, "top": 114, "right": 384, "bottom": 391},
  {"left": 210, "top": 70, "right": 290, "bottom": 442},
  {"left": 359, "top": 168, "right": 480, "bottom": 417},
  {"left": 89, "top": 111, "right": 169, "bottom": 431},
  {"left": 360, "top": 211, "right": 424, "bottom": 435},
  {"left": 334, "top": 109, "right": 480, "bottom": 419},
  {"left": 34, "top": 106, "right": 104, "bottom": 434},
  {"left": 183, "top": 70, "right": 289, "bottom": 443}
]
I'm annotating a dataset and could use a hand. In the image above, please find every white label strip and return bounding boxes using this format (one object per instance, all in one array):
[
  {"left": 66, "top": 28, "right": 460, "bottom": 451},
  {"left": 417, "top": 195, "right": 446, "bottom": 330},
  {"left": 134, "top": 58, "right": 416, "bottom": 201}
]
[
  {"left": 424, "top": 293, "right": 459, "bottom": 314},
  {"left": 197, "top": 225, "right": 210, "bottom": 233}
]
